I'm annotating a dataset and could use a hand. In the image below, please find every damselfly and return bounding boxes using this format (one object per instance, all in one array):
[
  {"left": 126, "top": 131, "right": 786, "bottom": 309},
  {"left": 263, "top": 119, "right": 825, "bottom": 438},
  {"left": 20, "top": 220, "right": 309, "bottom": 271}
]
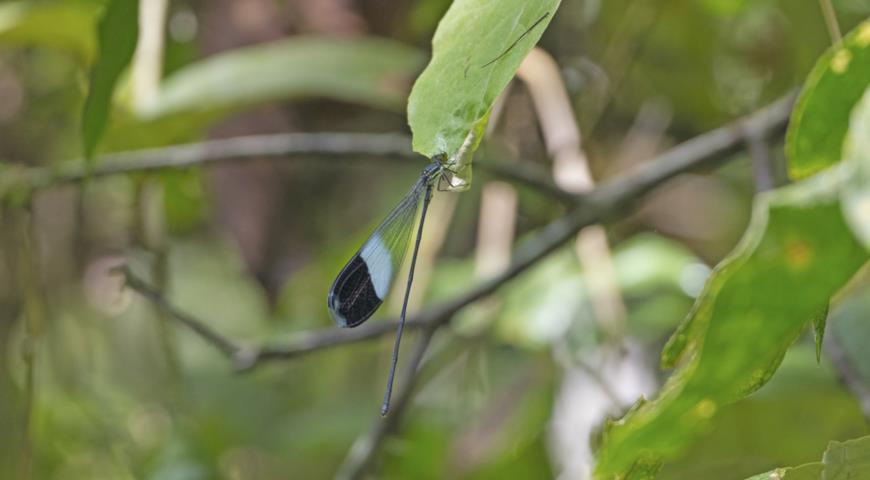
[{"left": 328, "top": 160, "right": 449, "bottom": 415}]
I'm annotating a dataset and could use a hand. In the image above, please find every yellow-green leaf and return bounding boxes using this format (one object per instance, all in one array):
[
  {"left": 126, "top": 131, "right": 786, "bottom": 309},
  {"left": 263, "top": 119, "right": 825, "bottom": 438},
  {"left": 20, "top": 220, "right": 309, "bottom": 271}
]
[
  {"left": 786, "top": 18, "right": 870, "bottom": 180},
  {"left": 407, "top": 0, "right": 560, "bottom": 169},
  {"left": 746, "top": 435, "right": 870, "bottom": 479},
  {"left": 595, "top": 166, "right": 870, "bottom": 477}
]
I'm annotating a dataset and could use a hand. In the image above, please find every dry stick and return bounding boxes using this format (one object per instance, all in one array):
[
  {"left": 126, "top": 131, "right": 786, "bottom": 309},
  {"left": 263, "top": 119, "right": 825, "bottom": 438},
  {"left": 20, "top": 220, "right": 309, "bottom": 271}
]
[
  {"left": 131, "top": 0, "right": 168, "bottom": 108},
  {"left": 818, "top": 0, "right": 843, "bottom": 44}
]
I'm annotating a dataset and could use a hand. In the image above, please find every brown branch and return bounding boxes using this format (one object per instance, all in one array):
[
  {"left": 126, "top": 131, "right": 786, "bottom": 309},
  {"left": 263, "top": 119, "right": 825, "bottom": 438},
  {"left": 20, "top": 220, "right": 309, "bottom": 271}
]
[
  {"left": 118, "top": 93, "right": 796, "bottom": 373},
  {"left": 7, "top": 132, "right": 567, "bottom": 202},
  {"left": 118, "top": 266, "right": 247, "bottom": 360}
]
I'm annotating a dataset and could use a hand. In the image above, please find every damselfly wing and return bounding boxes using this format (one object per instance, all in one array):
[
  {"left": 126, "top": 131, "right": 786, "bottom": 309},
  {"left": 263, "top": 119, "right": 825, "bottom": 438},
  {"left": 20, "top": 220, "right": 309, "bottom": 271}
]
[{"left": 328, "top": 161, "right": 442, "bottom": 328}]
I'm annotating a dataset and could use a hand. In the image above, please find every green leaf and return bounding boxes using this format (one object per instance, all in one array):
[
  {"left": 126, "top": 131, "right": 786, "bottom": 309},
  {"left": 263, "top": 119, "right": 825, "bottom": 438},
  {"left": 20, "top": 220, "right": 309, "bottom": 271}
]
[
  {"left": 81, "top": 0, "right": 139, "bottom": 161},
  {"left": 407, "top": 0, "right": 560, "bottom": 167},
  {"left": 138, "top": 37, "right": 425, "bottom": 120},
  {"left": 746, "top": 435, "right": 870, "bottom": 479},
  {"left": 842, "top": 86, "right": 870, "bottom": 249},
  {"left": 0, "top": 1, "right": 99, "bottom": 61},
  {"left": 595, "top": 166, "right": 870, "bottom": 477},
  {"left": 661, "top": 344, "right": 870, "bottom": 479},
  {"left": 785, "top": 18, "right": 870, "bottom": 180}
]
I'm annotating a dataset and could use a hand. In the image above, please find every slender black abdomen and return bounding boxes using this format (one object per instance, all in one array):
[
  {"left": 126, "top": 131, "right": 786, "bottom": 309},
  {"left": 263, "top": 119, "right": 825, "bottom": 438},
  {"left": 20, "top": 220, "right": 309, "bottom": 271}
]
[{"left": 328, "top": 254, "right": 383, "bottom": 327}]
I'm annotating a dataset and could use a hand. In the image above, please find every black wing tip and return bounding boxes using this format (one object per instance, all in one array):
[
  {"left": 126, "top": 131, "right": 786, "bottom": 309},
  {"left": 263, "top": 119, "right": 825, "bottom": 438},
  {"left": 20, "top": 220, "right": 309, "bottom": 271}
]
[
  {"left": 327, "top": 295, "right": 374, "bottom": 328},
  {"left": 327, "top": 292, "right": 342, "bottom": 324},
  {"left": 330, "top": 313, "right": 351, "bottom": 328}
]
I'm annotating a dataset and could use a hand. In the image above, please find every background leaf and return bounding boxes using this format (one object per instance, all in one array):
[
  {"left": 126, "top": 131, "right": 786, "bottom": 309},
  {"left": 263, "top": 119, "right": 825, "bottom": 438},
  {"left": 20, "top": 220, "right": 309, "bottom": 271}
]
[
  {"left": 138, "top": 37, "right": 426, "bottom": 120},
  {"left": 81, "top": 0, "right": 139, "bottom": 160},
  {"left": 595, "top": 167, "right": 870, "bottom": 477},
  {"left": 407, "top": 0, "right": 560, "bottom": 162},
  {"left": 660, "top": 344, "right": 869, "bottom": 479},
  {"left": 785, "top": 18, "right": 870, "bottom": 180},
  {"left": 0, "top": 1, "right": 99, "bottom": 62},
  {"left": 746, "top": 434, "right": 870, "bottom": 479}
]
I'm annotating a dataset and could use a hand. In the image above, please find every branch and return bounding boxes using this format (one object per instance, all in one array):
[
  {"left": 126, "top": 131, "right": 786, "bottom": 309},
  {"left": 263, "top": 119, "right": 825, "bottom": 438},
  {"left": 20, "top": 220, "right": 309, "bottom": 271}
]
[
  {"left": 8, "top": 132, "right": 567, "bottom": 201},
  {"left": 118, "top": 266, "right": 249, "bottom": 362},
  {"left": 118, "top": 93, "right": 795, "bottom": 370},
  {"left": 818, "top": 0, "right": 842, "bottom": 44},
  {"left": 337, "top": 326, "right": 437, "bottom": 480}
]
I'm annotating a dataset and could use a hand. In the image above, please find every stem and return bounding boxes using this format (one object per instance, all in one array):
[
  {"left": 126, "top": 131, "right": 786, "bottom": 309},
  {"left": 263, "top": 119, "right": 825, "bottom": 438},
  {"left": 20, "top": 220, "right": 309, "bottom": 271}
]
[{"left": 818, "top": 0, "right": 843, "bottom": 44}]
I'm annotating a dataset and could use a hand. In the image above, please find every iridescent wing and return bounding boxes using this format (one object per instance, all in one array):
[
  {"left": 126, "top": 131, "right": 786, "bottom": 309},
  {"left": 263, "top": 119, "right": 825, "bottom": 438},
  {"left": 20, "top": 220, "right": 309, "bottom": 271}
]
[{"left": 327, "top": 178, "right": 426, "bottom": 327}]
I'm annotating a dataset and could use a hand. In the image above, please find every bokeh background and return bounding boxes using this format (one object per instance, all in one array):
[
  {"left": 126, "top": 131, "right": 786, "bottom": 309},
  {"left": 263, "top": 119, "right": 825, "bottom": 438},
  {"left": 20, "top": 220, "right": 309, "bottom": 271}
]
[{"left": 2, "top": 0, "right": 870, "bottom": 478}]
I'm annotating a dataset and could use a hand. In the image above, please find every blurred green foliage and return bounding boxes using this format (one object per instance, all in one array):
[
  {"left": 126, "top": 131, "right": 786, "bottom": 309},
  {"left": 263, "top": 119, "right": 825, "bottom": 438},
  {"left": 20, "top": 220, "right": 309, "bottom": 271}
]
[
  {"left": 746, "top": 433, "right": 870, "bottom": 479},
  {"left": 81, "top": 0, "right": 139, "bottom": 160},
  {"left": 0, "top": 0, "right": 870, "bottom": 479},
  {"left": 140, "top": 37, "right": 426, "bottom": 119}
]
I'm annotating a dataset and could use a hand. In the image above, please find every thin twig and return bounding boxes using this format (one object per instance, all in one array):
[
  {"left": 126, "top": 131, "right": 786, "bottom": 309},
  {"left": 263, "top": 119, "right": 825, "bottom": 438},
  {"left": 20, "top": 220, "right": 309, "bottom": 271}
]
[
  {"left": 478, "top": 151, "right": 576, "bottom": 204},
  {"left": 337, "top": 326, "right": 437, "bottom": 480},
  {"left": 120, "top": 93, "right": 796, "bottom": 371},
  {"left": 818, "top": 0, "right": 843, "bottom": 45},
  {"left": 119, "top": 266, "right": 245, "bottom": 359},
  {"left": 7, "top": 132, "right": 567, "bottom": 201}
]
